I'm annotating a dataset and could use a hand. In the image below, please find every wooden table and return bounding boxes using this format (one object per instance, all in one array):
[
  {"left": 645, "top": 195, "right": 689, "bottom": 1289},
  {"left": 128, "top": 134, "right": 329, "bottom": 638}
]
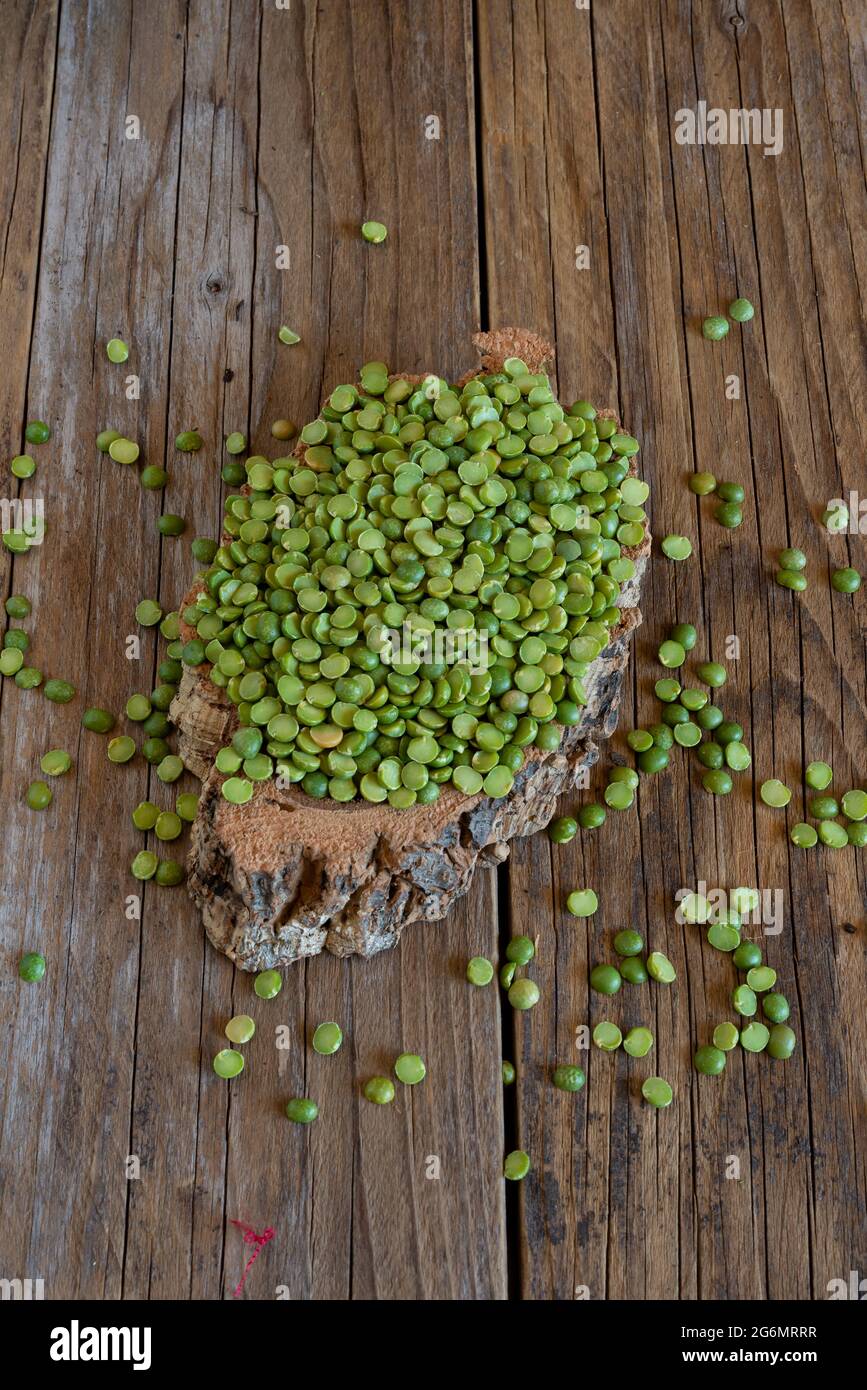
[{"left": 1, "top": 0, "right": 864, "bottom": 1301}]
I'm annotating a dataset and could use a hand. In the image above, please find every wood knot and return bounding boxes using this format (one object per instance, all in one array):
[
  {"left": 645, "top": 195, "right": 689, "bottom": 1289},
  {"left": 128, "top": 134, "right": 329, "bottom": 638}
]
[
  {"left": 205, "top": 272, "right": 224, "bottom": 294},
  {"left": 720, "top": 1, "right": 747, "bottom": 35}
]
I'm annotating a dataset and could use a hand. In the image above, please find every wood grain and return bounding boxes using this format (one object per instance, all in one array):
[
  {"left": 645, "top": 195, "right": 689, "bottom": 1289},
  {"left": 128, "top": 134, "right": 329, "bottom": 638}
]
[
  {"left": 0, "top": 0, "right": 863, "bottom": 1301},
  {"left": 0, "top": 0, "right": 188, "bottom": 1299},
  {"left": 478, "top": 0, "right": 866, "bottom": 1300}
]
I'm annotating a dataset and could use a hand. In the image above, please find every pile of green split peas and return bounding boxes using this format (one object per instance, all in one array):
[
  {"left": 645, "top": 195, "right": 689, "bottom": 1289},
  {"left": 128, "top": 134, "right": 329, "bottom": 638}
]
[{"left": 182, "top": 357, "right": 646, "bottom": 811}]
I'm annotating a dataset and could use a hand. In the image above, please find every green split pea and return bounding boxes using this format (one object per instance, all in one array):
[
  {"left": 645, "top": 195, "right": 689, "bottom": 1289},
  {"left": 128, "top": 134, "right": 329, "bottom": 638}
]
[
  {"left": 642, "top": 1077, "right": 673, "bottom": 1108},
  {"left": 312, "top": 1022, "right": 343, "bottom": 1054},
  {"left": 361, "top": 221, "right": 388, "bottom": 243},
  {"left": 467, "top": 956, "right": 494, "bottom": 986},
  {"left": 552, "top": 1064, "right": 585, "bottom": 1092},
  {"left": 225, "top": 1015, "right": 255, "bottom": 1044},
  {"left": 286, "top": 1097, "right": 318, "bottom": 1122},
  {"left": 364, "top": 1077, "right": 395, "bottom": 1105},
  {"left": 19, "top": 951, "right": 47, "bottom": 982}
]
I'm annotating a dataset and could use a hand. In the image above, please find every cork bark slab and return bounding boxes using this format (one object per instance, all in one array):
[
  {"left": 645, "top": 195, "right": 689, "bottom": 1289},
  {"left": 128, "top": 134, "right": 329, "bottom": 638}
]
[{"left": 171, "top": 329, "right": 650, "bottom": 969}]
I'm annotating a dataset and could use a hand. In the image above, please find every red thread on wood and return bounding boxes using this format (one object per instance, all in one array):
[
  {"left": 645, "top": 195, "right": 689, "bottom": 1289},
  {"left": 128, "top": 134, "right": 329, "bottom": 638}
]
[{"left": 230, "top": 1219, "right": 275, "bottom": 1298}]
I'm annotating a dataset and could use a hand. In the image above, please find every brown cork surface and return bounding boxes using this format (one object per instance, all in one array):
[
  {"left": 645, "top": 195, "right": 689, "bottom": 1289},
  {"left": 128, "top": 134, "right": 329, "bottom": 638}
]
[{"left": 468, "top": 327, "right": 554, "bottom": 377}]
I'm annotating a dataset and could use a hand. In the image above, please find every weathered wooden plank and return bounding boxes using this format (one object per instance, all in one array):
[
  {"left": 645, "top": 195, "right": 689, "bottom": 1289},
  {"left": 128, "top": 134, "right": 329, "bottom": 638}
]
[
  {"left": 479, "top": 0, "right": 866, "bottom": 1301},
  {"left": 668, "top": 0, "right": 867, "bottom": 1299},
  {"left": 741, "top": 0, "right": 867, "bottom": 1294},
  {"left": 216, "top": 0, "right": 505, "bottom": 1301},
  {"left": 476, "top": 0, "right": 681, "bottom": 1302},
  {"left": 0, "top": 0, "right": 58, "bottom": 473},
  {"left": 0, "top": 0, "right": 59, "bottom": 1294},
  {"left": 653, "top": 0, "right": 795, "bottom": 1301},
  {"left": 0, "top": 0, "right": 59, "bottom": 742},
  {"left": 0, "top": 0, "right": 187, "bottom": 1298},
  {"left": 121, "top": 0, "right": 260, "bottom": 1300},
  {"left": 475, "top": 0, "right": 617, "bottom": 402}
]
